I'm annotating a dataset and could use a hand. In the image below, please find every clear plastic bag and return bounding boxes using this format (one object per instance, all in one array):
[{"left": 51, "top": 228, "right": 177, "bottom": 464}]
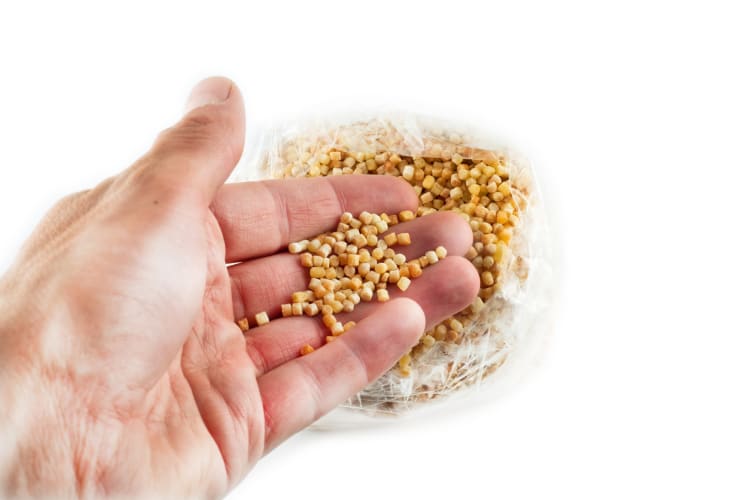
[{"left": 232, "top": 113, "right": 554, "bottom": 423}]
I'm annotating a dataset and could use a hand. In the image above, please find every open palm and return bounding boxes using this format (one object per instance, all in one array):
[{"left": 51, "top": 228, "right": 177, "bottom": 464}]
[{"left": 0, "top": 78, "right": 479, "bottom": 498}]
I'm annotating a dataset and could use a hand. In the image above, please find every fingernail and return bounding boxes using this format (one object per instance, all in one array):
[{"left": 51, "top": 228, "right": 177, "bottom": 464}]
[{"left": 185, "top": 77, "right": 233, "bottom": 112}]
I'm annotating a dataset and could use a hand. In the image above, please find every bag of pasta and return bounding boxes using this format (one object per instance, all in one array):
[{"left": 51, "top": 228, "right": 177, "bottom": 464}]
[{"left": 233, "top": 114, "right": 553, "bottom": 421}]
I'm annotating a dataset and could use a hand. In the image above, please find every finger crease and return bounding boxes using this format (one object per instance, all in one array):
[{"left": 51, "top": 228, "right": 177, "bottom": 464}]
[
  {"left": 265, "top": 182, "right": 291, "bottom": 250},
  {"left": 297, "top": 360, "right": 325, "bottom": 421},
  {"left": 228, "top": 273, "right": 246, "bottom": 319},
  {"left": 245, "top": 337, "right": 270, "bottom": 376},
  {"left": 336, "top": 337, "right": 371, "bottom": 385},
  {"left": 330, "top": 180, "right": 350, "bottom": 215}
]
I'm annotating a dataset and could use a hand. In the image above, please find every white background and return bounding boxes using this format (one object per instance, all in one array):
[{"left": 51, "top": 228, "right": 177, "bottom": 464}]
[{"left": 1, "top": 1, "right": 749, "bottom": 499}]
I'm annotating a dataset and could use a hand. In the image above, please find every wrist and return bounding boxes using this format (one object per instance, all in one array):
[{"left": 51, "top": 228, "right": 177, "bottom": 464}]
[
  {"left": 0, "top": 308, "right": 111, "bottom": 497},
  {"left": 0, "top": 361, "right": 121, "bottom": 497}
]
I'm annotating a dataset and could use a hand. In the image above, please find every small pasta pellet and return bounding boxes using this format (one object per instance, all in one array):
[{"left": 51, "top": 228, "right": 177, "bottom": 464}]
[
  {"left": 396, "top": 233, "right": 411, "bottom": 245},
  {"left": 255, "top": 312, "right": 270, "bottom": 326},
  {"left": 396, "top": 276, "right": 411, "bottom": 291}
]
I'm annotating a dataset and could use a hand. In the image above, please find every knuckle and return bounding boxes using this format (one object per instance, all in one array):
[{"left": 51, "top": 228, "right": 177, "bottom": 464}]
[
  {"left": 149, "top": 107, "right": 239, "bottom": 174},
  {"left": 156, "top": 107, "right": 229, "bottom": 154}
]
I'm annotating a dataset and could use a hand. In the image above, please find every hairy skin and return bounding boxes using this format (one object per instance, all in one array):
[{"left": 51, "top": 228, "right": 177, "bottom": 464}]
[{"left": 0, "top": 78, "right": 479, "bottom": 499}]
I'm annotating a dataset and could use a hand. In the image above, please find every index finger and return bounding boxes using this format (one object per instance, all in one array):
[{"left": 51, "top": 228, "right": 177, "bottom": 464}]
[{"left": 211, "top": 175, "right": 418, "bottom": 262}]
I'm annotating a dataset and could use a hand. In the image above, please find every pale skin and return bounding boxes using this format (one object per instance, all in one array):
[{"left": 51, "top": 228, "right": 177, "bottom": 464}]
[{"left": 0, "top": 77, "right": 480, "bottom": 498}]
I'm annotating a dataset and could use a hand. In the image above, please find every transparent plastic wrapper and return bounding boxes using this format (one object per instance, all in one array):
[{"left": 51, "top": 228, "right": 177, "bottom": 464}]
[{"left": 232, "top": 113, "right": 554, "bottom": 424}]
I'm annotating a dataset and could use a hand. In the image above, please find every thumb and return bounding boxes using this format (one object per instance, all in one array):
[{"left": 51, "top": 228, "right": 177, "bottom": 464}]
[{"left": 129, "top": 77, "right": 246, "bottom": 206}]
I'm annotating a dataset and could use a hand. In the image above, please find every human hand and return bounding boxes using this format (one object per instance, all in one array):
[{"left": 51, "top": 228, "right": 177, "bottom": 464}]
[{"left": 0, "top": 77, "right": 479, "bottom": 498}]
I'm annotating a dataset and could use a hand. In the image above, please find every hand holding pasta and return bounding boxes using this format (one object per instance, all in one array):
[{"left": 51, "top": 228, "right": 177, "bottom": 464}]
[{"left": 0, "top": 78, "right": 479, "bottom": 498}]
